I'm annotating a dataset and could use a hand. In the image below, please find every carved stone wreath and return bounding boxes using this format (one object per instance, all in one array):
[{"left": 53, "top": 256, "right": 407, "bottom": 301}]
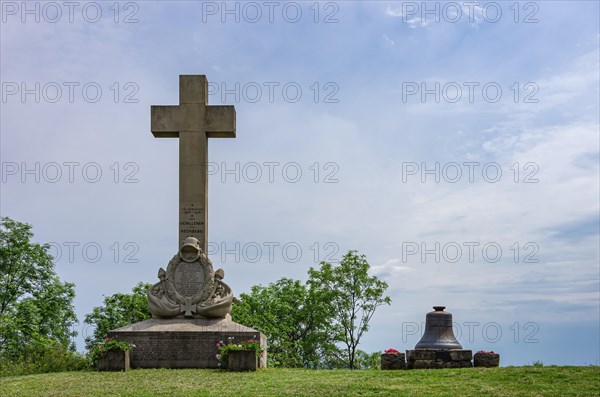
[{"left": 165, "top": 252, "right": 216, "bottom": 305}]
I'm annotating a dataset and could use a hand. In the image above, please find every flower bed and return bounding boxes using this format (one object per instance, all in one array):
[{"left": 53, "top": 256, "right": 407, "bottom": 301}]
[
  {"left": 216, "top": 338, "right": 264, "bottom": 371},
  {"left": 92, "top": 338, "right": 134, "bottom": 371},
  {"left": 381, "top": 348, "right": 406, "bottom": 370}
]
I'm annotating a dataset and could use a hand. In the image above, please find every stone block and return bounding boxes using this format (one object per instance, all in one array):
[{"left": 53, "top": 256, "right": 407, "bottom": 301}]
[
  {"left": 406, "top": 349, "right": 472, "bottom": 370},
  {"left": 381, "top": 353, "right": 406, "bottom": 370},
  {"left": 443, "top": 361, "right": 461, "bottom": 368},
  {"left": 408, "top": 349, "right": 436, "bottom": 360},
  {"left": 412, "top": 360, "right": 441, "bottom": 369},
  {"left": 460, "top": 360, "right": 473, "bottom": 368},
  {"left": 449, "top": 350, "right": 473, "bottom": 361},
  {"left": 228, "top": 350, "right": 258, "bottom": 371},
  {"left": 98, "top": 350, "right": 130, "bottom": 372},
  {"left": 474, "top": 352, "right": 500, "bottom": 367},
  {"left": 435, "top": 350, "right": 451, "bottom": 361}
]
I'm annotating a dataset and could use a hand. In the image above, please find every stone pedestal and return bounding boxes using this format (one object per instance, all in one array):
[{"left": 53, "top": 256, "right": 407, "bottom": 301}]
[
  {"left": 474, "top": 352, "right": 500, "bottom": 367},
  {"left": 406, "top": 349, "right": 472, "bottom": 369},
  {"left": 98, "top": 350, "right": 130, "bottom": 372},
  {"left": 381, "top": 353, "right": 406, "bottom": 370},
  {"left": 227, "top": 350, "right": 259, "bottom": 371},
  {"left": 109, "top": 316, "right": 266, "bottom": 369}
]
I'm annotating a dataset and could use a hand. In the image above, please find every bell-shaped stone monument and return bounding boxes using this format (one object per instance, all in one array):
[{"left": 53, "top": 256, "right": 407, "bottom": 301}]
[{"left": 108, "top": 75, "right": 266, "bottom": 369}]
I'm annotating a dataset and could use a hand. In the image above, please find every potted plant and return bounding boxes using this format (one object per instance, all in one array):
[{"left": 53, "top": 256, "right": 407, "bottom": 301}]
[
  {"left": 216, "top": 337, "right": 264, "bottom": 371},
  {"left": 91, "top": 337, "right": 135, "bottom": 371}
]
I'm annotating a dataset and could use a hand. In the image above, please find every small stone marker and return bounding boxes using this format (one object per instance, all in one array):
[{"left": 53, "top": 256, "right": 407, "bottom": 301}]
[
  {"left": 381, "top": 352, "right": 406, "bottom": 370},
  {"left": 474, "top": 351, "right": 500, "bottom": 367}
]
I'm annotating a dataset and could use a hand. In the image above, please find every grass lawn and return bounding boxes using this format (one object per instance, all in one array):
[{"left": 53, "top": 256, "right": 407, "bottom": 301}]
[{"left": 1, "top": 366, "right": 598, "bottom": 396}]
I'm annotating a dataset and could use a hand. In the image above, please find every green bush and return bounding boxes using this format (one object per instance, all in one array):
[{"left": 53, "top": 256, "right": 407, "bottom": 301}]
[{"left": 0, "top": 340, "right": 90, "bottom": 377}]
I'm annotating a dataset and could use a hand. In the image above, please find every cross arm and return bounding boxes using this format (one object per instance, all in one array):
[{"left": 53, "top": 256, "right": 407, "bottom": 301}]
[
  {"left": 151, "top": 105, "right": 182, "bottom": 138},
  {"left": 205, "top": 106, "right": 236, "bottom": 138}
]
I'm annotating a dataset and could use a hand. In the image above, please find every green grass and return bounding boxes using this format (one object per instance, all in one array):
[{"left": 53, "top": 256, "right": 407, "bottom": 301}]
[{"left": 1, "top": 367, "right": 598, "bottom": 396}]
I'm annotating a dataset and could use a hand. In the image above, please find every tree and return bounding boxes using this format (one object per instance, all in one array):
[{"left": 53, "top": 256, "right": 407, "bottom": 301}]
[
  {"left": 0, "top": 217, "right": 78, "bottom": 359},
  {"left": 308, "top": 251, "right": 391, "bottom": 369},
  {"left": 0, "top": 217, "right": 86, "bottom": 375},
  {"left": 83, "top": 282, "right": 151, "bottom": 350},
  {"left": 354, "top": 350, "right": 382, "bottom": 370},
  {"left": 231, "top": 278, "right": 333, "bottom": 368}
]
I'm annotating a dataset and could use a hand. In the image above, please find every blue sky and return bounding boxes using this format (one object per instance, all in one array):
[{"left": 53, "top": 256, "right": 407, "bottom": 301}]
[{"left": 1, "top": 1, "right": 599, "bottom": 366}]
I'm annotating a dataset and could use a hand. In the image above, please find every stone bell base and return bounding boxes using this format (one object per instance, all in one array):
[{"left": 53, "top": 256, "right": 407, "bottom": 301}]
[
  {"left": 108, "top": 315, "right": 266, "bottom": 369},
  {"left": 406, "top": 349, "right": 472, "bottom": 369}
]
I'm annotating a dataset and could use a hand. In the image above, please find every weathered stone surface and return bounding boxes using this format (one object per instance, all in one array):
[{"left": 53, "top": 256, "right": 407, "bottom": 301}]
[
  {"left": 409, "top": 349, "right": 436, "bottom": 360},
  {"left": 412, "top": 360, "right": 441, "bottom": 369},
  {"left": 460, "top": 360, "right": 473, "bottom": 368},
  {"left": 151, "top": 75, "right": 235, "bottom": 250},
  {"left": 381, "top": 353, "right": 406, "bottom": 370},
  {"left": 228, "top": 350, "right": 259, "bottom": 371},
  {"left": 98, "top": 350, "right": 130, "bottom": 372},
  {"left": 147, "top": 237, "right": 232, "bottom": 319},
  {"left": 406, "top": 349, "right": 472, "bottom": 370},
  {"left": 109, "top": 317, "right": 266, "bottom": 369},
  {"left": 443, "top": 360, "right": 461, "bottom": 368},
  {"left": 449, "top": 350, "right": 473, "bottom": 361},
  {"left": 474, "top": 352, "right": 500, "bottom": 367}
]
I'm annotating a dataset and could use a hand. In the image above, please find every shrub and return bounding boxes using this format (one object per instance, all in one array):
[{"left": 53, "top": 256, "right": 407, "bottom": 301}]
[{"left": 0, "top": 340, "right": 89, "bottom": 377}]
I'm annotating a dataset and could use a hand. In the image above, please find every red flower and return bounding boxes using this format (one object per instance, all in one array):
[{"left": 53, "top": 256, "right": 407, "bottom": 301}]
[
  {"left": 384, "top": 348, "right": 399, "bottom": 354},
  {"left": 477, "top": 350, "right": 495, "bottom": 354}
]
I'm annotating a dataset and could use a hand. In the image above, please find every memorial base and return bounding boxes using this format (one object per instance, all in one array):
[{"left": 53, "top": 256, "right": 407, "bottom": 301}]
[
  {"left": 406, "top": 349, "right": 472, "bottom": 369},
  {"left": 108, "top": 316, "right": 266, "bottom": 369}
]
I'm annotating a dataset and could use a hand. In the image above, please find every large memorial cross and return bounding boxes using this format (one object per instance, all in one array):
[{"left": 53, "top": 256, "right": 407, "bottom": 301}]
[{"left": 151, "top": 75, "right": 236, "bottom": 252}]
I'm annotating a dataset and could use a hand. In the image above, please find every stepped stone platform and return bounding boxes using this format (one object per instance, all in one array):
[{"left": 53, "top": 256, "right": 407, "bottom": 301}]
[{"left": 109, "top": 316, "right": 266, "bottom": 369}]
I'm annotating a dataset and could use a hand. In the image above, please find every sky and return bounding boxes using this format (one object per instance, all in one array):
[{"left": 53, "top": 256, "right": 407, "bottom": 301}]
[{"left": 1, "top": 1, "right": 599, "bottom": 366}]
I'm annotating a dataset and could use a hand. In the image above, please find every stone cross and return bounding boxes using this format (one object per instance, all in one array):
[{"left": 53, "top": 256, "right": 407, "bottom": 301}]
[
  {"left": 181, "top": 298, "right": 197, "bottom": 317},
  {"left": 151, "top": 75, "right": 236, "bottom": 252}
]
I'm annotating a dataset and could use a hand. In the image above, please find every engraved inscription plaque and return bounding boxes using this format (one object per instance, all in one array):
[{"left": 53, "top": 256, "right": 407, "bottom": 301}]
[
  {"left": 173, "top": 262, "right": 204, "bottom": 297},
  {"left": 179, "top": 203, "right": 204, "bottom": 242}
]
